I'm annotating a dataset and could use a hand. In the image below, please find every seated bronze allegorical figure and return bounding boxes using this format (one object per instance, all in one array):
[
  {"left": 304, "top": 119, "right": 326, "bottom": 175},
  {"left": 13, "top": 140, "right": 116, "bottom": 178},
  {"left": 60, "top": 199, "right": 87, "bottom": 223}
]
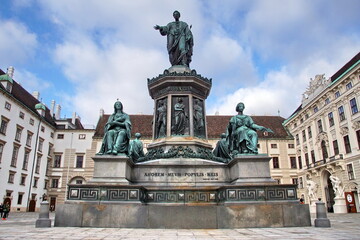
[
  {"left": 226, "top": 102, "right": 273, "bottom": 155},
  {"left": 97, "top": 100, "right": 132, "bottom": 155}
]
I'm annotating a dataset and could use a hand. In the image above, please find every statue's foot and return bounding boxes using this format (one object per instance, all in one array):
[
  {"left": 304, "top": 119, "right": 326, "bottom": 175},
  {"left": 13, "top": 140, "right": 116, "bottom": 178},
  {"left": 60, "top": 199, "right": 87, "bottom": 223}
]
[
  {"left": 106, "top": 150, "right": 112, "bottom": 154},
  {"left": 112, "top": 150, "right": 118, "bottom": 155}
]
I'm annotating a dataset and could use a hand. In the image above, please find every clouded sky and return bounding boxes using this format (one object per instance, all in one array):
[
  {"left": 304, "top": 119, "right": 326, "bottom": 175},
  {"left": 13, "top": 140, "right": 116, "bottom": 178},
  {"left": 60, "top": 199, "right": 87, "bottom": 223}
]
[{"left": 1, "top": 0, "right": 359, "bottom": 126}]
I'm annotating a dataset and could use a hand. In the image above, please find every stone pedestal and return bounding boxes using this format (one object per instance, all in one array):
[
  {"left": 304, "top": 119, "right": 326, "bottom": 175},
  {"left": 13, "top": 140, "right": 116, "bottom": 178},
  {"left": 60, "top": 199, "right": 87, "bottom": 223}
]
[
  {"left": 35, "top": 201, "right": 51, "bottom": 228},
  {"left": 89, "top": 155, "right": 133, "bottom": 185},
  {"left": 309, "top": 199, "right": 317, "bottom": 213},
  {"left": 333, "top": 197, "right": 347, "bottom": 213},
  {"left": 314, "top": 200, "right": 331, "bottom": 227}
]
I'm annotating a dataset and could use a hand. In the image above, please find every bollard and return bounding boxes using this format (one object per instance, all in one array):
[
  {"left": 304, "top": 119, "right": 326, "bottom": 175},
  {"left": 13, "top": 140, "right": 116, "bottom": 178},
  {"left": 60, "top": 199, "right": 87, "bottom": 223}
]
[
  {"left": 35, "top": 201, "right": 52, "bottom": 228},
  {"left": 314, "top": 199, "right": 331, "bottom": 227}
]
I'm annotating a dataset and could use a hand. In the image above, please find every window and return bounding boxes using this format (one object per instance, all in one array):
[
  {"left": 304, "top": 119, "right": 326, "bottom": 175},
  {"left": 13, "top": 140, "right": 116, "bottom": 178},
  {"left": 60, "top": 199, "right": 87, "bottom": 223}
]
[
  {"left": 76, "top": 155, "right": 84, "bottom": 168},
  {"left": 26, "top": 132, "right": 33, "bottom": 146},
  {"left": 54, "top": 154, "right": 61, "bottom": 168},
  {"left": 57, "top": 134, "right": 64, "bottom": 139},
  {"left": 305, "top": 113, "right": 309, "bottom": 119},
  {"left": 300, "top": 118, "right": 304, "bottom": 124},
  {"left": 347, "top": 163, "right": 355, "bottom": 180},
  {"left": 22, "top": 150, "right": 30, "bottom": 170},
  {"left": 321, "top": 140, "right": 328, "bottom": 159},
  {"left": 344, "top": 135, "right": 351, "bottom": 153},
  {"left": 305, "top": 153, "right": 309, "bottom": 167},
  {"left": 317, "top": 119, "right": 323, "bottom": 133},
  {"left": 79, "top": 134, "right": 86, "bottom": 139},
  {"left": 29, "top": 118, "right": 34, "bottom": 126},
  {"left": 271, "top": 144, "right": 277, "bottom": 149},
  {"left": 33, "top": 177, "right": 38, "bottom": 188},
  {"left": 357, "top": 130, "right": 360, "bottom": 149},
  {"left": 48, "top": 144, "right": 52, "bottom": 156},
  {"left": 50, "top": 132, "right": 54, "bottom": 138},
  {"left": 76, "top": 180, "right": 83, "bottom": 184},
  {"left": 5, "top": 101, "right": 11, "bottom": 110},
  {"left": 299, "top": 177, "right": 303, "bottom": 188},
  {"left": 35, "top": 154, "right": 41, "bottom": 174},
  {"left": 19, "top": 111, "right": 25, "bottom": 119},
  {"left": 350, "top": 98, "right": 358, "bottom": 114},
  {"left": 314, "top": 106, "right": 318, "bottom": 113},
  {"left": 328, "top": 112, "right": 334, "bottom": 127},
  {"left": 346, "top": 82, "right": 353, "bottom": 90},
  {"left": 290, "top": 157, "right": 297, "bottom": 169},
  {"left": 0, "top": 142, "right": 4, "bottom": 163},
  {"left": 15, "top": 126, "right": 23, "bottom": 142},
  {"left": 51, "top": 179, "right": 59, "bottom": 188},
  {"left": 17, "top": 193, "right": 24, "bottom": 205},
  {"left": 335, "top": 91, "right": 340, "bottom": 98},
  {"left": 333, "top": 140, "right": 339, "bottom": 155},
  {"left": 41, "top": 126, "right": 45, "bottom": 132},
  {"left": 294, "top": 123, "right": 297, "bottom": 128},
  {"left": 20, "top": 174, "right": 26, "bottom": 185},
  {"left": 302, "top": 130, "right": 306, "bottom": 142},
  {"left": 8, "top": 171, "right": 15, "bottom": 183},
  {"left": 325, "top": 98, "right": 330, "bottom": 105},
  {"left": 338, "top": 106, "right": 345, "bottom": 121},
  {"left": 298, "top": 156, "right": 302, "bottom": 169},
  {"left": 292, "top": 178, "right": 298, "bottom": 185},
  {"left": 296, "top": 134, "right": 300, "bottom": 145},
  {"left": 44, "top": 180, "right": 49, "bottom": 189},
  {"left": 311, "top": 150, "right": 316, "bottom": 164},
  {"left": 308, "top": 126, "right": 312, "bottom": 139},
  {"left": 288, "top": 144, "right": 294, "bottom": 149},
  {"left": 272, "top": 157, "right": 279, "bottom": 169},
  {"left": 38, "top": 138, "right": 44, "bottom": 152},
  {"left": 0, "top": 118, "right": 9, "bottom": 135},
  {"left": 11, "top": 145, "right": 20, "bottom": 167}
]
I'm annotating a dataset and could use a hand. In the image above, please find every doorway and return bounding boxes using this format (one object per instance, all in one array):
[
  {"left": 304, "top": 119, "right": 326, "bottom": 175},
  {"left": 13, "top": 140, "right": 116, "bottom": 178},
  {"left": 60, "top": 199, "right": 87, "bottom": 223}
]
[{"left": 323, "top": 171, "right": 335, "bottom": 212}]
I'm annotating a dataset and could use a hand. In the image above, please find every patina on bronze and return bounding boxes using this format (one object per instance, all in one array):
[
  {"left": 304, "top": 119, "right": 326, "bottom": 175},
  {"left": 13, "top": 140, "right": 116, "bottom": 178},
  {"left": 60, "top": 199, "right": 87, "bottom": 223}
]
[
  {"left": 227, "top": 102, "right": 273, "bottom": 155},
  {"left": 154, "top": 10, "right": 194, "bottom": 67}
]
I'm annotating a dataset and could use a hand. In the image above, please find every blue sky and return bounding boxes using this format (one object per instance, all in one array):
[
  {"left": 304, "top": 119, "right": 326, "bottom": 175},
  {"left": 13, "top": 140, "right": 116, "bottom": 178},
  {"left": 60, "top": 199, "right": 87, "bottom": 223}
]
[{"left": 0, "top": 0, "right": 359, "bottom": 126}]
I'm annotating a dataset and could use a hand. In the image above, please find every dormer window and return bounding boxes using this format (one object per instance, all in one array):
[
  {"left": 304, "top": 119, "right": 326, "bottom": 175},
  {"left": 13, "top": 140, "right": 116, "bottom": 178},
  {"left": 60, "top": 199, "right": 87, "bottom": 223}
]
[
  {"left": 335, "top": 91, "right": 341, "bottom": 98},
  {"left": 346, "top": 82, "right": 352, "bottom": 90},
  {"left": 313, "top": 106, "right": 318, "bottom": 113},
  {"left": 325, "top": 98, "right": 330, "bottom": 105}
]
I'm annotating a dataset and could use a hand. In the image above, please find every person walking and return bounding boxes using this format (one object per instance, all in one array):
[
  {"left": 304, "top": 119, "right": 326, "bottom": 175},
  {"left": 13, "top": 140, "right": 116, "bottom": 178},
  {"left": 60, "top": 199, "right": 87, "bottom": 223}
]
[
  {"left": 2, "top": 203, "right": 10, "bottom": 220},
  {"left": 0, "top": 203, "right": 3, "bottom": 218}
]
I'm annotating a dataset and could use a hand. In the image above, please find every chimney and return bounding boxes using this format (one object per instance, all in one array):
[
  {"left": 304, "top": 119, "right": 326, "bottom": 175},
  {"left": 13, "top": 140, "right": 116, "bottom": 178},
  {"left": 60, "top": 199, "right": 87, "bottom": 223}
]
[
  {"left": 55, "top": 104, "right": 61, "bottom": 119},
  {"left": 72, "top": 112, "right": 76, "bottom": 125},
  {"left": 32, "top": 91, "right": 40, "bottom": 100},
  {"left": 50, "top": 100, "right": 55, "bottom": 117},
  {"left": 100, "top": 108, "right": 104, "bottom": 117},
  {"left": 6, "top": 66, "right": 14, "bottom": 78}
]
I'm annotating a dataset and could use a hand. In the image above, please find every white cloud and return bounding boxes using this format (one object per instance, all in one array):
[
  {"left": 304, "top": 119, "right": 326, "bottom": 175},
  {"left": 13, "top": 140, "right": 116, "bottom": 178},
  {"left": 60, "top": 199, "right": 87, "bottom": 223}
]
[
  {"left": 53, "top": 37, "right": 166, "bottom": 124},
  {"left": 0, "top": 19, "right": 37, "bottom": 67},
  {"left": 15, "top": 69, "right": 51, "bottom": 94}
]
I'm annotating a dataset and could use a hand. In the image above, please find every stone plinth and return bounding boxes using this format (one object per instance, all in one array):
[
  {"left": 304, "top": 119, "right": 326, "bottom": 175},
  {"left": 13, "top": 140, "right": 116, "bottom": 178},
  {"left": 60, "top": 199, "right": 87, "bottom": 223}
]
[
  {"left": 229, "top": 155, "right": 276, "bottom": 184},
  {"left": 333, "top": 197, "right": 347, "bottom": 213},
  {"left": 314, "top": 200, "right": 331, "bottom": 227},
  {"left": 35, "top": 201, "right": 51, "bottom": 228},
  {"left": 89, "top": 155, "right": 133, "bottom": 185},
  {"left": 55, "top": 202, "right": 310, "bottom": 228}
]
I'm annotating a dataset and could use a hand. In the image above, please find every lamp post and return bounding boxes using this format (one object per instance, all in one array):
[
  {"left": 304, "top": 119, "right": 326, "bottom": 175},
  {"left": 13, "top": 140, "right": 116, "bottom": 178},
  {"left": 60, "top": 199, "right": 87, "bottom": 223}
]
[{"left": 26, "top": 103, "right": 46, "bottom": 212}]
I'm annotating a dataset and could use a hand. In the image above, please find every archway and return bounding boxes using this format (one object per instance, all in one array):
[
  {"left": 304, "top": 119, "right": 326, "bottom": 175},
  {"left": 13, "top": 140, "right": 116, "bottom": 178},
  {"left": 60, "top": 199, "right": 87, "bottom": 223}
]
[{"left": 322, "top": 170, "right": 335, "bottom": 212}]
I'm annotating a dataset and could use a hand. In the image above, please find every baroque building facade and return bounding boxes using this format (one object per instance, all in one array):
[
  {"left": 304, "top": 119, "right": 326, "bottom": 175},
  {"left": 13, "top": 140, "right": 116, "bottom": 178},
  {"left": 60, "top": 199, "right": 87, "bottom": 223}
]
[{"left": 284, "top": 52, "right": 360, "bottom": 213}]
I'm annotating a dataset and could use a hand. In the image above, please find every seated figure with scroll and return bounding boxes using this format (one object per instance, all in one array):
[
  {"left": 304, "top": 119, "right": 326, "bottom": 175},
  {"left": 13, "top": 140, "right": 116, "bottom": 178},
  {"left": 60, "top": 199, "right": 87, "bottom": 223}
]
[
  {"left": 227, "top": 102, "right": 273, "bottom": 155},
  {"left": 97, "top": 100, "right": 132, "bottom": 155}
]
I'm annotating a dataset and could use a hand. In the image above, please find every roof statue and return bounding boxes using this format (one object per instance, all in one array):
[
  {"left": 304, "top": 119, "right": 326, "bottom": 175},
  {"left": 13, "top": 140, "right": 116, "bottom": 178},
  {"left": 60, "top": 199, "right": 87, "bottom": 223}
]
[{"left": 154, "top": 10, "right": 194, "bottom": 67}]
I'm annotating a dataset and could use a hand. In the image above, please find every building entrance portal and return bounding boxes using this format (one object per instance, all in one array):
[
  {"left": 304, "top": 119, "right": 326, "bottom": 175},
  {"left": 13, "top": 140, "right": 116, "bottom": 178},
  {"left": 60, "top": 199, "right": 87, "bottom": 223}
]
[{"left": 323, "top": 171, "right": 335, "bottom": 212}]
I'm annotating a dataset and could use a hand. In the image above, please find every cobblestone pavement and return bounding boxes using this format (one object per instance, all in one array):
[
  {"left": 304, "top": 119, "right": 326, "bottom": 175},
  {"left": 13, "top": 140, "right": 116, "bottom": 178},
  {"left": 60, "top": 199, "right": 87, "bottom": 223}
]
[{"left": 0, "top": 212, "right": 359, "bottom": 239}]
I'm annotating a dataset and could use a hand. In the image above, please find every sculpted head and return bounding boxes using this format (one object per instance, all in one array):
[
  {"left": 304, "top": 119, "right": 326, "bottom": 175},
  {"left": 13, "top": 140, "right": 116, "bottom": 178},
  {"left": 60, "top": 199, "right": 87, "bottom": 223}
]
[
  {"left": 135, "top": 132, "right": 141, "bottom": 139},
  {"left": 173, "top": 10, "right": 180, "bottom": 20},
  {"left": 236, "top": 102, "right": 245, "bottom": 113},
  {"left": 114, "top": 100, "right": 123, "bottom": 112}
]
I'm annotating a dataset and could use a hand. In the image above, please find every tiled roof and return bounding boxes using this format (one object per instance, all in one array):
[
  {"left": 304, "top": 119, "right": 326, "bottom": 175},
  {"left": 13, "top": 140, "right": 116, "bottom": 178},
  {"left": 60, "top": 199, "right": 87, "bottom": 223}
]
[
  {"left": 94, "top": 114, "right": 291, "bottom": 139},
  {"left": 0, "top": 69, "right": 56, "bottom": 126},
  {"left": 331, "top": 51, "right": 360, "bottom": 82}
]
